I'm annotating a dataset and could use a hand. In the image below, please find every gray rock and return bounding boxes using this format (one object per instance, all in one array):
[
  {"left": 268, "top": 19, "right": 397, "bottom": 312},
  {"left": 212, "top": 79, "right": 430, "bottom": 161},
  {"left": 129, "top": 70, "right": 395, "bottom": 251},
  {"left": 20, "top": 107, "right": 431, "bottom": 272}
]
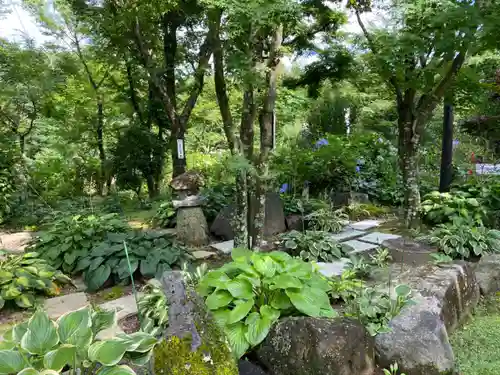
[
  {"left": 374, "top": 262, "right": 479, "bottom": 375},
  {"left": 342, "top": 240, "right": 379, "bottom": 257},
  {"left": 172, "top": 195, "right": 204, "bottom": 208},
  {"left": 474, "top": 253, "right": 500, "bottom": 295},
  {"left": 349, "top": 219, "right": 384, "bottom": 231},
  {"left": 0, "top": 231, "right": 32, "bottom": 253},
  {"left": 99, "top": 294, "right": 142, "bottom": 321},
  {"left": 382, "top": 238, "right": 437, "bottom": 266},
  {"left": 332, "top": 192, "right": 370, "bottom": 207},
  {"left": 257, "top": 317, "right": 375, "bottom": 375},
  {"left": 238, "top": 360, "right": 268, "bottom": 375},
  {"left": 211, "top": 240, "right": 234, "bottom": 254},
  {"left": 316, "top": 259, "right": 350, "bottom": 277},
  {"left": 285, "top": 214, "right": 303, "bottom": 231},
  {"left": 359, "top": 232, "right": 401, "bottom": 245},
  {"left": 152, "top": 271, "right": 238, "bottom": 374},
  {"left": 211, "top": 193, "right": 286, "bottom": 240},
  {"left": 331, "top": 228, "right": 365, "bottom": 242},
  {"left": 176, "top": 206, "right": 209, "bottom": 246},
  {"left": 375, "top": 296, "right": 456, "bottom": 375},
  {"left": 44, "top": 292, "right": 89, "bottom": 320}
]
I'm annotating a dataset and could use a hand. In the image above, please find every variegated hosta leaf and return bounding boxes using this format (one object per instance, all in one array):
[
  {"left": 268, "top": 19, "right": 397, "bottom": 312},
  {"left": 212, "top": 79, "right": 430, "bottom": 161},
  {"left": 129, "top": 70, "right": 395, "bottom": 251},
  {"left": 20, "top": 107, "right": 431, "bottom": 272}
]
[
  {"left": 20, "top": 311, "right": 59, "bottom": 355},
  {"left": 57, "top": 307, "right": 93, "bottom": 348},
  {"left": 91, "top": 309, "right": 117, "bottom": 335},
  {"left": 95, "top": 365, "right": 137, "bottom": 375},
  {"left": 114, "top": 332, "right": 158, "bottom": 353},
  {"left": 88, "top": 340, "right": 129, "bottom": 366},
  {"left": 0, "top": 350, "right": 27, "bottom": 373},
  {"left": 43, "top": 343, "right": 77, "bottom": 371}
]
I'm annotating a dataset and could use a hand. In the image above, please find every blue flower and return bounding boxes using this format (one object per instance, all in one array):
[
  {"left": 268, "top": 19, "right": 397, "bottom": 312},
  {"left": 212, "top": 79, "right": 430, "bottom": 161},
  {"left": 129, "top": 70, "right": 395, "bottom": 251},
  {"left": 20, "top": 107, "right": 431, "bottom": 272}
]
[
  {"left": 355, "top": 165, "right": 361, "bottom": 172},
  {"left": 314, "top": 138, "right": 329, "bottom": 149},
  {"left": 378, "top": 137, "right": 384, "bottom": 143},
  {"left": 279, "top": 183, "right": 289, "bottom": 193},
  {"left": 453, "top": 139, "right": 459, "bottom": 147}
]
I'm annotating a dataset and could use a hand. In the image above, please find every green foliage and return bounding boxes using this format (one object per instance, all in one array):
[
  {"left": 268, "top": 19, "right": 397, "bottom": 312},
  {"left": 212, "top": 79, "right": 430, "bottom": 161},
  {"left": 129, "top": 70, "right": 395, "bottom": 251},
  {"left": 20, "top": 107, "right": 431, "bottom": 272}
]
[
  {"left": 345, "top": 202, "right": 389, "bottom": 221},
  {"left": 305, "top": 207, "right": 348, "bottom": 233},
  {"left": 420, "top": 191, "right": 486, "bottom": 225},
  {"left": 346, "top": 285, "right": 415, "bottom": 336},
  {"left": 103, "top": 286, "right": 125, "bottom": 301},
  {"left": 138, "top": 279, "right": 169, "bottom": 332},
  {"left": 0, "top": 252, "right": 71, "bottom": 310},
  {"left": 419, "top": 220, "right": 500, "bottom": 260},
  {"left": 0, "top": 307, "right": 158, "bottom": 374},
  {"left": 76, "top": 231, "right": 188, "bottom": 291},
  {"left": 151, "top": 201, "right": 176, "bottom": 228},
  {"left": 198, "top": 249, "right": 337, "bottom": 358},
  {"left": 370, "top": 248, "right": 392, "bottom": 268},
  {"left": 279, "top": 230, "right": 345, "bottom": 262},
  {"left": 430, "top": 253, "right": 454, "bottom": 266},
  {"left": 201, "top": 183, "right": 235, "bottom": 224},
  {"left": 29, "top": 213, "right": 130, "bottom": 274},
  {"left": 383, "top": 362, "right": 406, "bottom": 375},
  {"left": 345, "top": 255, "right": 372, "bottom": 278},
  {"left": 181, "top": 262, "right": 209, "bottom": 286},
  {"left": 327, "top": 270, "right": 364, "bottom": 303}
]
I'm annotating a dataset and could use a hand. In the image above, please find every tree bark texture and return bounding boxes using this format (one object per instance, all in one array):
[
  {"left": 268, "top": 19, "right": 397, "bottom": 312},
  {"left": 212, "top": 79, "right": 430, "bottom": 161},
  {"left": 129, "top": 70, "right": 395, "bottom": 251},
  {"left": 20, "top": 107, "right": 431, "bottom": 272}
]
[{"left": 439, "top": 94, "right": 454, "bottom": 192}]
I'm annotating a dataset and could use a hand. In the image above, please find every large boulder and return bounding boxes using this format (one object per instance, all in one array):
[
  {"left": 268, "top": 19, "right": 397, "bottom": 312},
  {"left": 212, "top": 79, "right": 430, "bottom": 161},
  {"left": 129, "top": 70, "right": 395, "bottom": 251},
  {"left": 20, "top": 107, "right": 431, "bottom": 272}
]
[
  {"left": 176, "top": 206, "right": 209, "bottom": 246},
  {"left": 473, "top": 253, "right": 500, "bottom": 295},
  {"left": 374, "top": 262, "right": 479, "bottom": 375},
  {"left": 211, "top": 192, "right": 286, "bottom": 240},
  {"left": 152, "top": 271, "right": 238, "bottom": 375},
  {"left": 382, "top": 238, "right": 437, "bottom": 266},
  {"left": 256, "top": 317, "right": 375, "bottom": 375}
]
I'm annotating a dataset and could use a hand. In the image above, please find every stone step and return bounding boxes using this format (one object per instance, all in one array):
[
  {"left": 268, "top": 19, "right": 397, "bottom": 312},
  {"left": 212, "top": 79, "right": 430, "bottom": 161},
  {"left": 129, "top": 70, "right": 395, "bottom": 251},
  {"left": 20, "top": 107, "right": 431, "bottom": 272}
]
[
  {"left": 358, "top": 232, "right": 401, "bottom": 245},
  {"left": 210, "top": 240, "right": 234, "bottom": 254},
  {"left": 316, "top": 259, "right": 350, "bottom": 277},
  {"left": 341, "top": 240, "right": 379, "bottom": 256},
  {"left": 349, "top": 219, "right": 384, "bottom": 231},
  {"left": 44, "top": 292, "right": 89, "bottom": 320},
  {"left": 330, "top": 229, "right": 365, "bottom": 242},
  {"left": 99, "top": 293, "right": 142, "bottom": 321}
]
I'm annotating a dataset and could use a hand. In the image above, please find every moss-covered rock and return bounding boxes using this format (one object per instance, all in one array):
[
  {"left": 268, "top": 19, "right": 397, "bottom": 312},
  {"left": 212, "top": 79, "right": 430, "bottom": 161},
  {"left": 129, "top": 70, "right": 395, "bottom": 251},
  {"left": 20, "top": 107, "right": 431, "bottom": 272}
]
[{"left": 152, "top": 271, "right": 238, "bottom": 375}]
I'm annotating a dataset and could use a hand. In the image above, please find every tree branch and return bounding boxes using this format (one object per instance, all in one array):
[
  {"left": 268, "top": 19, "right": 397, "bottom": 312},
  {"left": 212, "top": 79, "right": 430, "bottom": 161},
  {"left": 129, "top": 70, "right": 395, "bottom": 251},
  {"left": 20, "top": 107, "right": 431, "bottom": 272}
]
[
  {"left": 74, "top": 32, "right": 98, "bottom": 90},
  {"left": 355, "top": 9, "right": 403, "bottom": 106}
]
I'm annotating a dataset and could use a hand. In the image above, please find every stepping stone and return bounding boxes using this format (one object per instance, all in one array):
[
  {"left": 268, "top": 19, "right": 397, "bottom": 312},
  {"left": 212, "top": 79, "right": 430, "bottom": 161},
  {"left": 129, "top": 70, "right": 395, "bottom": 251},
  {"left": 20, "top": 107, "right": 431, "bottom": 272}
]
[
  {"left": 211, "top": 240, "right": 234, "bottom": 254},
  {"left": 330, "top": 229, "right": 365, "bottom": 242},
  {"left": 99, "top": 294, "right": 142, "bottom": 321},
  {"left": 191, "top": 250, "right": 216, "bottom": 259},
  {"left": 44, "top": 292, "right": 89, "bottom": 319},
  {"left": 349, "top": 220, "right": 384, "bottom": 231},
  {"left": 316, "top": 259, "right": 350, "bottom": 277},
  {"left": 342, "top": 240, "right": 379, "bottom": 256},
  {"left": 359, "top": 232, "right": 401, "bottom": 245},
  {"left": 0, "top": 232, "right": 32, "bottom": 253}
]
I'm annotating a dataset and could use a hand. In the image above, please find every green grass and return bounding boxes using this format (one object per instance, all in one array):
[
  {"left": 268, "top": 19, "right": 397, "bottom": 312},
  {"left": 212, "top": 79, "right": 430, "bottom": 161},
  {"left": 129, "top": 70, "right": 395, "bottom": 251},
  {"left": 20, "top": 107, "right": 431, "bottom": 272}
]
[{"left": 451, "top": 297, "right": 500, "bottom": 375}]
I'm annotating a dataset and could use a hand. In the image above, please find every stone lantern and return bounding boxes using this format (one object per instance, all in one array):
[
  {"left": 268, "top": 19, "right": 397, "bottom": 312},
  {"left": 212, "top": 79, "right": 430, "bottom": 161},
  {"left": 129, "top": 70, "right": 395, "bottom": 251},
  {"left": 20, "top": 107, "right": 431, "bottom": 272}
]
[{"left": 170, "top": 171, "right": 209, "bottom": 246}]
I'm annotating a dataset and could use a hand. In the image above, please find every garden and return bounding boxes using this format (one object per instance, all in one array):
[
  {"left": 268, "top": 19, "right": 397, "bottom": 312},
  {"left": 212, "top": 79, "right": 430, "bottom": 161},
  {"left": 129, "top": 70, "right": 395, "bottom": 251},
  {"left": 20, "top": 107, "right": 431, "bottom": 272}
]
[{"left": 1, "top": 0, "right": 500, "bottom": 375}]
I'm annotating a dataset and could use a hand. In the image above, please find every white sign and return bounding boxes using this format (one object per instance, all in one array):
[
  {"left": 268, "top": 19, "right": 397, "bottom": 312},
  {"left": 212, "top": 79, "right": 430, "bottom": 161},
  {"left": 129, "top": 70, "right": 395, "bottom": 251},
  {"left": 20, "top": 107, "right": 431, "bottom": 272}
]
[
  {"left": 475, "top": 164, "right": 500, "bottom": 175},
  {"left": 177, "top": 139, "right": 185, "bottom": 159}
]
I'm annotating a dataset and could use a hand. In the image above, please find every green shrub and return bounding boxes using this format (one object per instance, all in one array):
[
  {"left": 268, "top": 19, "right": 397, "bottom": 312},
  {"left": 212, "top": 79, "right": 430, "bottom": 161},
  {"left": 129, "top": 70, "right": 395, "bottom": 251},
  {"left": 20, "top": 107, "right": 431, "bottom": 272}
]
[
  {"left": 345, "top": 255, "right": 372, "bottom": 278},
  {"left": 197, "top": 249, "right": 337, "bottom": 358},
  {"left": 151, "top": 201, "right": 176, "bottom": 228},
  {"left": 305, "top": 207, "right": 349, "bottom": 233},
  {"left": 29, "top": 213, "right": 130, "bottom": 274},
  {"left": 345, "top": 202, "right": 389, "bottom": 221},
  {"left": 418, "top": 219, "right": 500, "bottom": 259},
  {"left": 420, "top": 191, "right": 486, "bottom": 225},
  {"left": 0, "top": 252, "right": 71, "bottom": 310},
  {"left": 346, "top": 284, "right": 414, "bottom": 336},
  {"left": 138, "top": 279, "right": 169, "bottom": 331},
  {"left": 0, "top": 307, "right": 158, "bottom": 374},
  {"left": 279, "top": 230, "right": 346, "bottom": 262},
  {"left": 201, "top": 182, "right": 235, "bottom": 224},
  {"left": 74, "top": 231, "right": 189, "bottom": 291},
  {"left": 327, "top": 270, "right": 364, "bottom": 303}
]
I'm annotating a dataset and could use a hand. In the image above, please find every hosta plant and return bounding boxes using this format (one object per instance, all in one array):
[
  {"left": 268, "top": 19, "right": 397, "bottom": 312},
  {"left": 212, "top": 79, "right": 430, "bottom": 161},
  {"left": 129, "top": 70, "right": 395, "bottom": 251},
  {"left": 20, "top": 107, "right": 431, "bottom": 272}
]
[
  {"left": 327, "top": 270, "right": 364, "bottom": 303},
  {"left": 346, "top": 284, "right": 415, "bottom": 336},
  {"left": 198, "top": 249, "right": 337, "bottom": 358},
  {"left": 420, "top": 191, "right": 486, "bottom": 225},
  {"left": 305, "top": 207, "right": 349, "bottom": 233},
  {"left": 151, "top": 201, "right": 176, "bottom": 228},
  {"left": 74, "top": 231, "right": 189, "bottom": 291},
  {"left": 0, "top": 307, "right": 159, "bottom": 375},
  {"left": 345, "top": 203, "right": 388, "bottom": 221},
  {"left": 0, "top": 251, "right": 71, "bottom": 310},
  {"left": 418, "top": 219, "right": 500, "bottom": 259},
  {"left": 279, "top": 230, "right": 345, "bottom": 262},
  {"left": 28, "top": 213, "right": 130, "bottom": 274},
  {"left": 138, "top": 279, "right": 169, "bottom": 331}
]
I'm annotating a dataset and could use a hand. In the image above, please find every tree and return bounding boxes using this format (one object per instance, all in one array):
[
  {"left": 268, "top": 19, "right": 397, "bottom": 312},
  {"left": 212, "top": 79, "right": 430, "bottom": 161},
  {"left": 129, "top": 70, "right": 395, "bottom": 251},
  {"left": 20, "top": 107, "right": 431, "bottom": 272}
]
[{"left": 350, "top": 0, "right": 489, "bottom": 226}]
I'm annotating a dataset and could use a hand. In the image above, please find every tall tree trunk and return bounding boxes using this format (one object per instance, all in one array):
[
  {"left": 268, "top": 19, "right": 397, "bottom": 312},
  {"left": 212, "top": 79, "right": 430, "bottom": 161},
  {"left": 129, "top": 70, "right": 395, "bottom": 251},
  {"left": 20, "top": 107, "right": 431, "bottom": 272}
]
[
  {"left": 253, "top": 24, "right": 283, "bottom": 249},
  {"left": 97, "top": 95, "right": 106, "bottom": 195},
  {"left": 440, "top": 93, "right": 454, "bottom": 192}
]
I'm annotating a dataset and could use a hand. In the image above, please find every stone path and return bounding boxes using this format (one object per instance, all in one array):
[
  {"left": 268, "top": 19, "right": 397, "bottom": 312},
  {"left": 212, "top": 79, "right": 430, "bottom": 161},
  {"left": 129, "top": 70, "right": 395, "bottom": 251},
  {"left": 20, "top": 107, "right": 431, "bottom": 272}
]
[{"left": 0, "top": 231, "right": 33, "bottom": 253}]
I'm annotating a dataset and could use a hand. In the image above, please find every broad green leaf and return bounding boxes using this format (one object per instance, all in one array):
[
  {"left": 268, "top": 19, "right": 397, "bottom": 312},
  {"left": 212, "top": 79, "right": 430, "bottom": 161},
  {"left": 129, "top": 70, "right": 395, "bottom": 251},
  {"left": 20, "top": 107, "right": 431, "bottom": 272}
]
[
  {"left": 1, "top": 285, "right": 21, "bottom": 300},
  {"left": 212, "top": 309, "right": 231, "bottom": 327},
  {"left": 43, "top": 344, "right": 77, "bottom": 371},
  {"left": 155, "top": 262, "right": 172, "bottom": 280},
  {"left": 17, "top": 368, "right": 39, "bottom": 375},
  {"left": 231, "top": 248, "right": 252, "bottom": 261},
  {"left": 251, "top": 254, "right": 277, "bottom": 278},
  {"left": 227, "top": 299, "right": 254, "bottom": 325},
  {"left": 88, "top": 340, "right": 129, "bottom": 366},
  {"left": 21, "top": 311, "right": 59, "bottom": 355},
  {"left": 286, "top": 288, "right": 321, "bottom": 317},
  {"left": 85, "top": 264, "right": 111, "bottom": 292},
  {"left": 15, "top": 276, "right": 31, "bottom": 288},
  {"left": 394, "top": 284, "right": 411, "bottom": 298},
  {"left": 0, "top": 350, "right": 26, "bottom": 373},
  {"left": 268, "top": 251, "right": 293, "bottom": 263},
  {"left": 319, "top": 307, "right": 338, "bottom": 318},
  {"left": 269, "top": 291, "right": 293, "bottom": 310},
  {"left": 15, "top": 294, "right": 35, "bottom": 308},
  {"left": 92, "top": 309, "right": 117, "bottom": 335},
  {"left": 268, "top": 274, "right": 302, "bottom": 290},
  {"left": 227, "top": 279, "right": 253, "bottom": 299},
  {"left": 205, "top": 290, "right": 233, "bottom": 310},
  {"left": 12, "top": 321, "right": 28, "bottom": 342},
  {"left": 198, "top": 270, "right": 231, "bottom": 292},
  {"left": 89, "top": 257, "right": 105, "bottom": 272},
  {"left": 124, "top": 350, "right": 153, "bottom": 366},
  {"left": 57, "top": 307, "right": 92, "bottom": 344},
  {"left": 0, "top": 296, "right": 4, "bottom": 310},
  {"left": 95, "top": 365, "right": 137, "bottom": 375},
  {"left": 260, "top": 305, "right": 280, "bottom": 322},
  {"left": 114, "top": 332, "right": 158, "bottom": 352},
  {"left": 139, "top": 258, "right": 157, "bottom": 278},
  {"left": 224, "top": 322, "right": 250, "bottom": 359},
  {"left": 244, "top": 313, "right": 274, "bottom": 347}
]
